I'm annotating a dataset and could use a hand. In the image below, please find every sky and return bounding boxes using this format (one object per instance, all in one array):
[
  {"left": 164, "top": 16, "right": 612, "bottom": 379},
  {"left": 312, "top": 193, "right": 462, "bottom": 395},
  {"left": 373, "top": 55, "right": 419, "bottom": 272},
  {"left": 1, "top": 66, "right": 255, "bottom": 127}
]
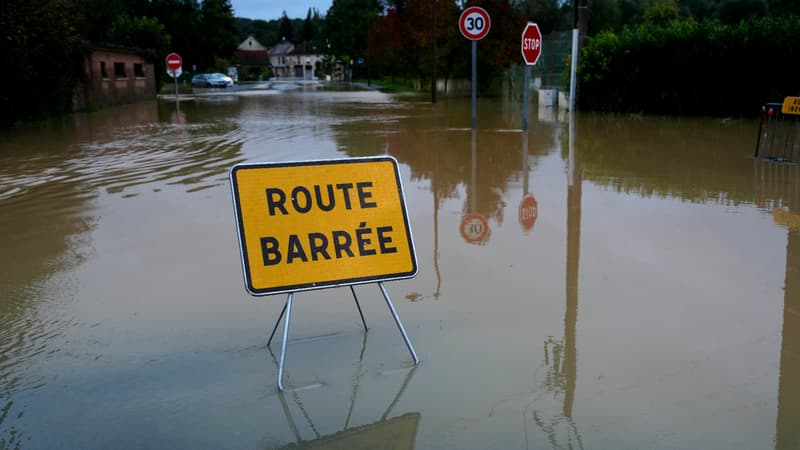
[{"left": 231, "top": 0, "right": 334, "bottom": 21}]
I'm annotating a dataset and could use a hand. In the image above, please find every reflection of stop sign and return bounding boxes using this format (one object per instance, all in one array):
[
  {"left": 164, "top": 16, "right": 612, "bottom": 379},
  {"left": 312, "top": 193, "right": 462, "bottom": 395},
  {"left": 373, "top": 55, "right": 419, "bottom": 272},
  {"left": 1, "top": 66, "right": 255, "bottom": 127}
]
[
  {"left": 519, "top": 194, "right": 538, "bottom": 231},
  {"left": 521, "top": 23, "right": 542, "bottom": 65},
  {"left": 165, "top": 53, "right": 183, "bottom": 71}
]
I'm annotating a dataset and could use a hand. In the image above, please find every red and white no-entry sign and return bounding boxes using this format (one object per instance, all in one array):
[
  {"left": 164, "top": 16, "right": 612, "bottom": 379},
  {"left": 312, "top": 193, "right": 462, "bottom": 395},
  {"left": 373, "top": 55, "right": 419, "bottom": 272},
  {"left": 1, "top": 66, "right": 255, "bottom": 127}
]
[
  {"left": 165, "top": 53, "right": 183, "bottom": 71},
  {"left": 521, "top": 23, "right": 542, "bottom": 65},
  {"left": 459, "top": 6, "right": 491, "bottom": 41}
]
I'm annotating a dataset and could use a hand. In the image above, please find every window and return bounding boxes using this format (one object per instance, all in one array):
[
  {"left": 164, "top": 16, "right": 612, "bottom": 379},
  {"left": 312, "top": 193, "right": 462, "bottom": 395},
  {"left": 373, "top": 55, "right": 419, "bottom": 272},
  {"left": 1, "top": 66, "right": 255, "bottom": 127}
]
[
  {"left": 114, "top": 62, "right": 126, "bottom": 79},
  {"left": 134, "top": 63, "right": 144, "bottom": 78},
  {"left": 100, "top": 61, "right": 108, "bottom": 79}
]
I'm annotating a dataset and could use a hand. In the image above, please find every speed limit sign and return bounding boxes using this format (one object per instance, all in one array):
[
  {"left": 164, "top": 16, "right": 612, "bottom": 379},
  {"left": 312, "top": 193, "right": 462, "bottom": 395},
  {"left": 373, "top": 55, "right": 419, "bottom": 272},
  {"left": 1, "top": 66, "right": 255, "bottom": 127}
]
[{"left": 459, "top": 6, "right": 491, "bottom": 41}]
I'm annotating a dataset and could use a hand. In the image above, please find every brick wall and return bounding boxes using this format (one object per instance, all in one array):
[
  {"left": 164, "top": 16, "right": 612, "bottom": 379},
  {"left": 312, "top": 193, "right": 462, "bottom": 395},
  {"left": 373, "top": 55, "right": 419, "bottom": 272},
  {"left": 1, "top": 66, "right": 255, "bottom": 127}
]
[{"left": 73, "top": 49, "right": 155, "bottom": 111}]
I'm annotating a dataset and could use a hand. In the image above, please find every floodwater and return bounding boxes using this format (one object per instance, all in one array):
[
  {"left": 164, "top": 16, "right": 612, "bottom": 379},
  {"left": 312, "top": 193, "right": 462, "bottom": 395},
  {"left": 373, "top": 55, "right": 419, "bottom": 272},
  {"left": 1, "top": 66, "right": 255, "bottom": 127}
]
[{"left": 1, "top": 85, "right": 798, "bottom": 450}]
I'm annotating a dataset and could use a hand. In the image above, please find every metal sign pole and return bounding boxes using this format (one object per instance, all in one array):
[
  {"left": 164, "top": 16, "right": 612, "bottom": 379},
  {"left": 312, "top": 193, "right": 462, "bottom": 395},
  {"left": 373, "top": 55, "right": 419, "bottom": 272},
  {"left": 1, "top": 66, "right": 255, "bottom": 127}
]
[
  {"left": 471, "top": 40, "right": 477, "bottom": 130},
  {"left": 569, "top": 28, "right": 579, "bottom": 112},
  {"left": 522, "top": 65, "right": 530, "bottom": 131},
  {"left": 277, "top": 292, "right": 294, "bottom": 392},
  {"left": 379, "top": 282, "right": 420, "bottom": 365},
  {"left": 268, "top": 284, "right": 408, "bottom": 391},
  {"left": 174, "top": 72, "right": 179, "bottom": 101}
]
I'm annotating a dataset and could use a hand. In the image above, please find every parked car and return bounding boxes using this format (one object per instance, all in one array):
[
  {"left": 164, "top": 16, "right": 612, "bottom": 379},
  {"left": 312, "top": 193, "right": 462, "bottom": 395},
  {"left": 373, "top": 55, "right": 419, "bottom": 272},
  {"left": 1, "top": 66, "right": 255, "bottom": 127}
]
[{"left": 192, "top": 73, "right": 234, "bottom": 88}]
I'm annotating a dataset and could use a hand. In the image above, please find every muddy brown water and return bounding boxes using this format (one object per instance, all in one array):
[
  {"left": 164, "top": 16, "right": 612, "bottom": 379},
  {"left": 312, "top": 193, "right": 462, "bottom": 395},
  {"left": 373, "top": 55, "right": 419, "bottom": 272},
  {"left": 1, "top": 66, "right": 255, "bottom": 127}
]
[{"left": 1, "top": 86, "right": 798, "bottom": 449}]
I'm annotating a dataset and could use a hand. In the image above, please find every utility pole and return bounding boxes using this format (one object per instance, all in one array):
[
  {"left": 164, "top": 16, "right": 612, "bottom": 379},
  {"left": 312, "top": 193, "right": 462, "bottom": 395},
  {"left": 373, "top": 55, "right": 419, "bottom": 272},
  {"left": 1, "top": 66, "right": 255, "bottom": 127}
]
[
  {"left": 575, "top": 0, "right": 589, "bottom": 48},
  {"left": 570, "top": 0, "right": 589, "bottom": 110},
  {"left": 431, "top": 0, "right": 438, "bottom": 104}
]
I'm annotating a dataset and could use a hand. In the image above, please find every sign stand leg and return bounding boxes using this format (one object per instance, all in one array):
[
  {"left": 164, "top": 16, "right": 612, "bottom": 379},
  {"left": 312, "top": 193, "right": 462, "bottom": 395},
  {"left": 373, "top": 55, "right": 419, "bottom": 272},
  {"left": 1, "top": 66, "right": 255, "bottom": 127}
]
[
  {"left": 277, "top": 292, "right": 294, "bottom": 391},
  {"left": 267, "top": 302, "right": 288, "bottom": 346},
  {"left": 350, "top": 286, "right": 369, "bottom": 331},
  {"left": 378, "top": 282, "right": 420, "bottom": 365}
]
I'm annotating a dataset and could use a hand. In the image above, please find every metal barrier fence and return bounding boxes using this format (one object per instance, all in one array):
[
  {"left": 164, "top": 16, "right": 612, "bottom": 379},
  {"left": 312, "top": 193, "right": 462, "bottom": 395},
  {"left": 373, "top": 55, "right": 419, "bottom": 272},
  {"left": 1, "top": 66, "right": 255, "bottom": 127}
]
[
  {"left": 755, "top": 158, "right": 800, "bottom": 212},
  {"left": 755, "top": 102, "right": 800, "bottom": 162},
  {"left": 505, "top": 31, "right": 572, "bottom": 101}
]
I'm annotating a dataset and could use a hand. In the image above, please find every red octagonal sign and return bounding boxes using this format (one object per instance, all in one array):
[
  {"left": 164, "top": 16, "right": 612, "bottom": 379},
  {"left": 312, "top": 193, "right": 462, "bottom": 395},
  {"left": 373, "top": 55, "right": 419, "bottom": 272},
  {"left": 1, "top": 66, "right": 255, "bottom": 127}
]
[{"left": 521, "top": 22, "right": 542, "bottom": 66}]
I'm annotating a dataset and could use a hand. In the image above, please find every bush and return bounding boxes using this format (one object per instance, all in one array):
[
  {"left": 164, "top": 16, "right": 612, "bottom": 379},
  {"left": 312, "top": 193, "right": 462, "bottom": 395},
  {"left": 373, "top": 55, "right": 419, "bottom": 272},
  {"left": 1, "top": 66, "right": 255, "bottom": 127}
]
[{"left": 578, "top": 16, "right": 800, "bottom": 116}]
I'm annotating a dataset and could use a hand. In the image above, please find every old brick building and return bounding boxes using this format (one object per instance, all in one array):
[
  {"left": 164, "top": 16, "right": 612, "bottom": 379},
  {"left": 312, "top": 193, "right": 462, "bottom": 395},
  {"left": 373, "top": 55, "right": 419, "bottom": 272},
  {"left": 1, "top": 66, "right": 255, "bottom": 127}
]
[{"left": 73, "top": 48, "right": 156, "bottom": 111}]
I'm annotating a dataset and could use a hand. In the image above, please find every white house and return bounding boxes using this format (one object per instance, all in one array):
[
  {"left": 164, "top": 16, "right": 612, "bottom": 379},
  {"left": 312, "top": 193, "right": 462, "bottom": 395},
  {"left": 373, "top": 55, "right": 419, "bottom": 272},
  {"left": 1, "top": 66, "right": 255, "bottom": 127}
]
[{"left": 269, "top": 39, "right": 323, "bottom": 80}]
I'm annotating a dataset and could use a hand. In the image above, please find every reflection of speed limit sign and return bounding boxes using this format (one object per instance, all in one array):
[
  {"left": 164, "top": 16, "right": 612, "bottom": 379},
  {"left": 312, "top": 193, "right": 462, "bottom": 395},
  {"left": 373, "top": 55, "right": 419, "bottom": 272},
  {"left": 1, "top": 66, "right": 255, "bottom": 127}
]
[
  {"left": 459, "top": 6, "right": 491, "bottom": 41},
  {"left": 460, "top": 213, "right": 490, "bottom": 244}
]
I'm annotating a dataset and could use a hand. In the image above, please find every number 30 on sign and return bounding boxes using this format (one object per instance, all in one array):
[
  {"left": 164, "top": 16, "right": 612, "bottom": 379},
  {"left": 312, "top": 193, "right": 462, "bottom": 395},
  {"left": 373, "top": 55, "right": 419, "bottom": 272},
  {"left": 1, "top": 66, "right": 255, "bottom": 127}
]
[{"left": 459, "top": 6, "right": 491, "bottom": 41}]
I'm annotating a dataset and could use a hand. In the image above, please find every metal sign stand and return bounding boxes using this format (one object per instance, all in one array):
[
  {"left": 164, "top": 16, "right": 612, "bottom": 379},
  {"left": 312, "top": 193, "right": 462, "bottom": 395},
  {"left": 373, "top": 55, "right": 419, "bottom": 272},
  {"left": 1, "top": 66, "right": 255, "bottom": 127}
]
[
  {"left": 267, "top": 283, "right": 420, "bottom": 391},
  {"left": 269, "top": 338, "right": 418, "bottom": 447}
]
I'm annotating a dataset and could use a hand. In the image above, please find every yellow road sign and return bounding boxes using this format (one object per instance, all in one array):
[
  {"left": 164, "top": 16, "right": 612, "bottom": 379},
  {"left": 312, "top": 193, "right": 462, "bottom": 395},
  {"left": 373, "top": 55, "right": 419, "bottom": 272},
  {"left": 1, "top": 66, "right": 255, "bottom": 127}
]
[
  {"left": 781, "top": 97, "right": 800, "bottom": 115},
  {"left": 230, "top": 157, "right": 417, "bottom": 295}
]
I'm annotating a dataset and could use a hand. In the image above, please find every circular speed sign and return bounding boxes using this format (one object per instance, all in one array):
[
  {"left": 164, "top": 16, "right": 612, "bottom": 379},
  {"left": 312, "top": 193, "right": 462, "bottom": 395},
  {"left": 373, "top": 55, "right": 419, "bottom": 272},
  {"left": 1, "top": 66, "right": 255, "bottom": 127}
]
[
  {"left": 459, "top": 6, "right": 491, "bottom": 41},
  {"left": 165, "top": 53, "right": 182, "bottom": 71},
  {"left": 460, "top": 213, "right": 490, "bottom": 244}
]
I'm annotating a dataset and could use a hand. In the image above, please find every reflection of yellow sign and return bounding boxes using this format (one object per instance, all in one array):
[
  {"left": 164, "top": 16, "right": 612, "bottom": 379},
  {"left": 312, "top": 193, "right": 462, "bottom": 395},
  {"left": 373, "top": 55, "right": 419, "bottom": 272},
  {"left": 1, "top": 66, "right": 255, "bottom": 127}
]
[
  {"left": 781, "top": 97, "right": 800, "bottom": 115},
  {"left": 278, "top": 413, "right": 420, "bottom": 450},
  {"left": 230, "top": 157, "right": 417, "bottom": 295},
  {"left": 774, "top": 208, "right": 800, "bottom": 230}
]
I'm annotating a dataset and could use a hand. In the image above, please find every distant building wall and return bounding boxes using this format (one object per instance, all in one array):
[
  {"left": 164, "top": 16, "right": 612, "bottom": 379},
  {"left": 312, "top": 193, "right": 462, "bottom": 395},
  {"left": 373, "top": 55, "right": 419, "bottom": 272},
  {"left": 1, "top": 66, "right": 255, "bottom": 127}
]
[{"left": 73, "top": 48, "right": 155, "bottom": 111}]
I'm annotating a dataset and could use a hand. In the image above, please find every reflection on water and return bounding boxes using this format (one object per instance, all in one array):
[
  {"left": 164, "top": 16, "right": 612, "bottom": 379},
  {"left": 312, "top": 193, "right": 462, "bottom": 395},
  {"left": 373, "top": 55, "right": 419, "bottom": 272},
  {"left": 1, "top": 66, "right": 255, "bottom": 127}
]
[
  {"left": 269, "top": 334, "right": 419, "bottom": 450},
  {"left": 1, "top": 88, "right": 800, "bottom": 449}
]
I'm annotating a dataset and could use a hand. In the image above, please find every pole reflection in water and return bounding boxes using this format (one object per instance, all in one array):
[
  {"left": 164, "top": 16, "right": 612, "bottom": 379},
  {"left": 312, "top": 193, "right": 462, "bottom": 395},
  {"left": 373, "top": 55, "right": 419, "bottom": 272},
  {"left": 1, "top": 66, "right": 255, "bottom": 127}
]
[
  {"left": 460, "top": 131, "right": 491, "bottom": 245},
  {"left": 268, "top": 332, "right": 419, "bottom": 450},
  {"left": 756, "top": 159, "right": 800, "bottom": 450},
  {"left": 525, "top": 112, "right": 583, "bottom": 449},
  {"left": 432, "top": 139, "right": 442, "bottom": 300},
  {"left": 777, "top": 228, "right": 800, "bottom": 450}
]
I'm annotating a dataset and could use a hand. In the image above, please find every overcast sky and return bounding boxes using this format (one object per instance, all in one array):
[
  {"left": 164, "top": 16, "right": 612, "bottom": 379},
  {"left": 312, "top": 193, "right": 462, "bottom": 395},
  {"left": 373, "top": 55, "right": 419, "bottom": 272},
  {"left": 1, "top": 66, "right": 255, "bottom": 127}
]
[{"left": 231, "top": 0, "right": 333, "bottom": 20}]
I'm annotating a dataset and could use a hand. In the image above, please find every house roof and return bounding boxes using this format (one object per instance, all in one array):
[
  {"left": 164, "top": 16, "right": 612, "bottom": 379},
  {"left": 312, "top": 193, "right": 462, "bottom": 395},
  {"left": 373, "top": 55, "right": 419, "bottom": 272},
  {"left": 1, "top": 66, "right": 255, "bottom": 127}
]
[
  {"left": 234, "top": 49, "right": 270, "bottom": 66},
  {"left": 237, "top": 35, "right": 268, "bottom": 52},
  {"left": 270, "top": 40, "right": 294, "bottom": 57}
]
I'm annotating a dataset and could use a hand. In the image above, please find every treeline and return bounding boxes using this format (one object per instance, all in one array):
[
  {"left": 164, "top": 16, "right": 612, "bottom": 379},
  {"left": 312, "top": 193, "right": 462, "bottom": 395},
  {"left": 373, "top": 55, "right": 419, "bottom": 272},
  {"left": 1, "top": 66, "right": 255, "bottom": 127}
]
[
  {"left": 4, "top": 0, "right": 799, "bottom": 125},
  {"left": 235, "top": 10, "right": 323, "bottom": 51},
  {"left": 2, "top": 0, "right": 237, "bottom": 125},
  {"left": 579, "top": 16, "right": 800, "bottom": 115},
  {"left": 577, "top": 0, "right": 800, "bottom": 115}
]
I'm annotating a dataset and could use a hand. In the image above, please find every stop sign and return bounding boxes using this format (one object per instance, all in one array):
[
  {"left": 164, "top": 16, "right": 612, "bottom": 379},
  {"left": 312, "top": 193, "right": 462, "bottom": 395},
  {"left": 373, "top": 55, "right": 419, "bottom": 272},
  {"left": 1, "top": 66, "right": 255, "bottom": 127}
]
[
  {"left": 521, "top": 23, "right": 542, "bottom": 65},
  {"left": 165, "top": 53, "right": 183, "bottom": 71}
]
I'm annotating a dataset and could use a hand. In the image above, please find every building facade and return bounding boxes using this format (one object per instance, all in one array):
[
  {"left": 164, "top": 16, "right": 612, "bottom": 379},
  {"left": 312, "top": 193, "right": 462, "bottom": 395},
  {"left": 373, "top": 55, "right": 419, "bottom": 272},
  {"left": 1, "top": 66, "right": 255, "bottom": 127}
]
[
  {"left": 269, "top": 39, "right": 323, "bottom": 80},
  {"left": 73, "top": 48, "right": 156, "bottom": 111}
]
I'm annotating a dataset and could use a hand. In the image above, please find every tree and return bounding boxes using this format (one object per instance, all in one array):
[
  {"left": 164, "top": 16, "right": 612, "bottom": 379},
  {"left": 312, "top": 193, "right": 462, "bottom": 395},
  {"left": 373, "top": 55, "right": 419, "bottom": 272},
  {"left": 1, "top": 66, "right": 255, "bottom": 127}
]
[
  {"left": 324, "top": 0, "right": 382, "bottom": 60},
  {"left": 589, "top": 0, "right": 623, "bottom": 34},
  {"left": 767, "top": 0, "right": 800, "bottom": 16},
  {"left": 643, "top": 0, "right": 680, "bottom": 26},
  {"left": 718, "top": 0, "right": 767, "bottom": 24},
  {"left": 680, "top": 0, "right": 717, "bottom": 21},
  {"left": 198, "top": 0, "right": 237, "bottom": 69},
  {"left": 302, "top": 8, "right": 315, "bottom": 43},
  {"left": 1, "top": 0, "right": 84, "bottom": 124},
  {"left": 107, "top": 15, "right": 172, "bottom": 60},
  {"left": 513, "top": 0, "right": 570, "bottom": 34},
  {"left": 142, "top": 0, "right": 201, "bottom": 71},
  {"left": 279, "top": 11, "right": 294, "bottom": 41}
]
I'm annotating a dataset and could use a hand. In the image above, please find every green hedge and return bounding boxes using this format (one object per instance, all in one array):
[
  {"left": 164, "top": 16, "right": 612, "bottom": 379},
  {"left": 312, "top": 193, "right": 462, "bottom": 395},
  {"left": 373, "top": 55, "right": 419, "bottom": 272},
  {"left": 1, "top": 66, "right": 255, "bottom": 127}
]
[{"left": 578, "top": 16, "right": 800, "bottom": 116}]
